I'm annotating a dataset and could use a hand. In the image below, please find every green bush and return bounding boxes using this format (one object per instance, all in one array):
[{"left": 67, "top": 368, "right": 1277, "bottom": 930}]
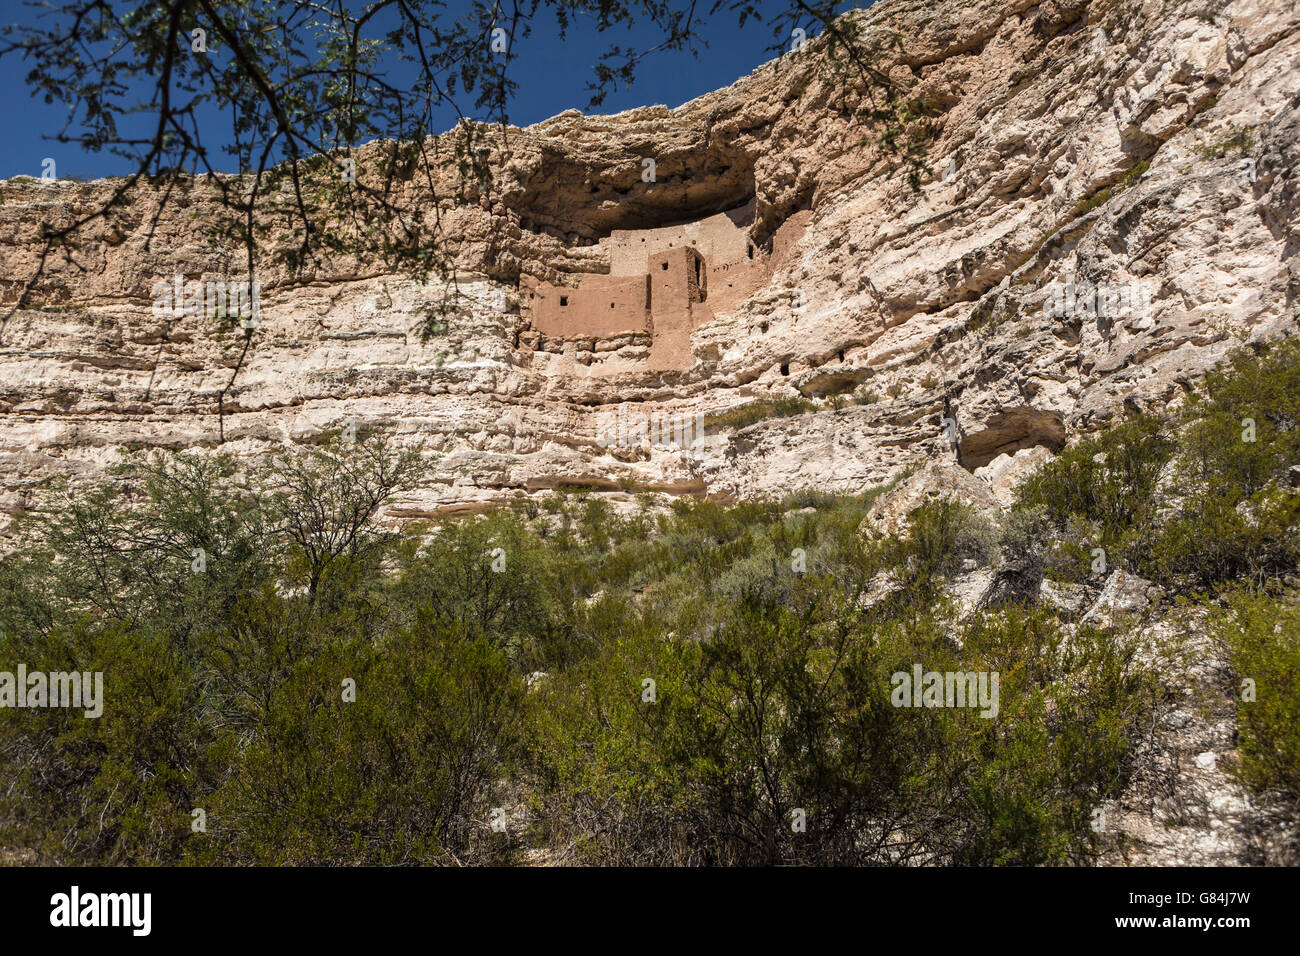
[
  {"left": 1148, "top": 340, "right": 1300, "bottom": 589},
  {"left": 1214, "top": 594, "right": 1300, "bottom": 800},
  {"left": 393, "top": 511, "right": 571, "bottom": 668},
  {"left": 890, "top": 499, "right": 997, "bottom": 591},
  {"left": 201, "top": 625, "right": 522, "bottom": 865},
  {"left": 525, "top": 591, "right": 1155, "bottom": 865},
  {"left": 1016, "top": 340, "right": 1300, "bottom": 591},
  {"left": 1015, "top": 414, "right": 1174, "bottom": 569},
  {"left": 702, "top": 396, "right": 818, "bottom": 432},
  {"left": 0, "top": 621, "right": 208, "bottom": 864}
]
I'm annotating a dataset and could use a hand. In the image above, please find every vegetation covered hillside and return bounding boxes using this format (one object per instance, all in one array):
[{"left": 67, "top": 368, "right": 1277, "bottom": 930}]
[{"left": 2, "top": 341, "right": 1298, "bottom": 865}]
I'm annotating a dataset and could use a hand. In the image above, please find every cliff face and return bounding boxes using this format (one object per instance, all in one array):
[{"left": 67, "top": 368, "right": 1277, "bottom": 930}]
[{"left": 0, "top": 0, "right": 1298, "bottom": 527}]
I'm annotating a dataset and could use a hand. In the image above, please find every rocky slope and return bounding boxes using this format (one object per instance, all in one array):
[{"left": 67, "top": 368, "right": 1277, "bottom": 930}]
[{"left": 864, "top": 460, "right": 1299, "bottom": 865}]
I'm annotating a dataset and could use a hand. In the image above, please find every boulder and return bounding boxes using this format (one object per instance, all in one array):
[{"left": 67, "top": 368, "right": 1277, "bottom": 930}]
[
  {"left": 1079, "top": 570, "right": 1159, "bottom": 626},
  {"left": 974, "top": 445, "right": 1054, "bottom": 507},
  {"left": 862, "top": 460, "right": 1001, "bottom": 537}
]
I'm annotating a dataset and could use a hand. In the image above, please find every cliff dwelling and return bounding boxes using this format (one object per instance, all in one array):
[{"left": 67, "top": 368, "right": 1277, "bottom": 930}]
[{"left": 519, "top": 202, "right": 807, "bottom": 371}]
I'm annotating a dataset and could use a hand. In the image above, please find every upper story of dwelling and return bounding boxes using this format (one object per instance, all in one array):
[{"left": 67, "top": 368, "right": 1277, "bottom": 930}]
[
  {"left": 518, "top": 202, "right": 809, "bottom": 346},
  {"left": 599, "top": 202, "right": 757, "bottom": 277}
]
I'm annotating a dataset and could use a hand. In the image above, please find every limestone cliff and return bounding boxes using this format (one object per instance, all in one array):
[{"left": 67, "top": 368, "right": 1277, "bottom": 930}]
[{"left": 0, "top": 0, "right": 1298, "bottom": 529}]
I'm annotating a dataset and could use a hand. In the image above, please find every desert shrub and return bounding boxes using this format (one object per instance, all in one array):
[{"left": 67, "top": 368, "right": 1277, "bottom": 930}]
[
  {"left": 1148, "top": 340, "right": 1300, "bottom": 589},
  {"left": 1016, "top": 341, "right": 1300, "bottom": 591},
  {"left": 527, "top": 589, "right": 915, "bottom": 866},
  {"left": 1068, "top": 159, "right": 1150, "bottom": 219},
  {"left": 702, "top": 396, "right": 817, "bottom": 432},
  {"left": 261, "top": 432, "right": 427, "bottom": 598},
  {"left": 947, "top": 608, "right": 1157, "bottom": 863},
  {"left": 27, "top": 452, "right": 271, "bottom": 644},
  {"left": 0, "top": 547, "right": 58, "bottom": 641},
  {"left": 1015, "top": 414, "right": 1175, "bottom": 574},
  {"left": 1149, "top": 487, "right": 1300, "bottom": 591},
  {"left": 996, "top": 504, "right": 1052, "bottom": 565},
  {"left": 1196, "top": 125, "right": 1256, "bottom": 160},
  {"left": 782, "top": 487, "right": 840, "bottom": 511},
  {"left": 1179, "top": 340, "right": 1300, "bottom": 493},
  {"left": 1016, "top": 415, "right": 1173, "bottom": 538},
  {"left": 578, "top": 496, "right": 613, "bottom": 552},
  {"left": 703, "top": 402, "right": 772, "bottom": 431},
  {"left": 201, "top": 624, "right": 522, "bottom": 865},
  {"left": 5, "top": 436, "right": 429, "bottom": 646},
  {"left": 771, "top": 395, "right": 817, "bottom": 417},
  {"left": 393, "top": 510, "right": 574, "bottom": 669},
  {"left": 0, "top": 621, "right": 209, "bottom": 864},
  {"left": 526, "top": 591, "right": 1155, "bottom": 866},
  {"left": 891, "top": 499, "right": 997, "bottom": 585},
  {"left": 1213, "top": 593, "right": 1300, "bottom": 801}
]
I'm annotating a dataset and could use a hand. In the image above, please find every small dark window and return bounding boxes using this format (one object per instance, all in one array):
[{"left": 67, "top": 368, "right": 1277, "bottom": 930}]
[
  {"left": 610, "top": 302, "right": 615, "bottom": 309},
  {"left": 838, "top": 350, "right": 845, "bottom": 362},
  {"left": 661, "top": 262, "right": 669, "bottom": 271},
  {"left": 748, "top": 245, "right": 754, "bottom": 260},
  {"left": 780, "top": 362, "right": 789, "bottom": 376},
  {"left": 560, "top": 296, "right": 568, "bottom": 307}
]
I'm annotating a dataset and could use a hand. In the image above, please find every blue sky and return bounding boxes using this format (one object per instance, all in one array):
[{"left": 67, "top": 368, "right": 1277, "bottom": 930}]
[{"left": 0, "top": 1, "right": 870, "bottom": 180}]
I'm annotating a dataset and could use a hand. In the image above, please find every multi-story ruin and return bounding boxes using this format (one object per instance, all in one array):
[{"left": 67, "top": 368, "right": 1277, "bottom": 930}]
[{"left": 519, "top": 202, "right": 800, "bottom": 369}]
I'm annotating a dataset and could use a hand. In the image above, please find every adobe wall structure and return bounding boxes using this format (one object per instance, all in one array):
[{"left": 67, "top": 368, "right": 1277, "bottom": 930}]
[
  {"left": 603, "top": 202, "right": 756, "bottom": 276},
  {"left": 521, "top": 272, "right": 651, "bottom": 338},
  {"left": 646, "top": 246, "right": 708, "bottom": 370},
  {"left": 519, "top": 203, "right": 809, "bottom": 370}
]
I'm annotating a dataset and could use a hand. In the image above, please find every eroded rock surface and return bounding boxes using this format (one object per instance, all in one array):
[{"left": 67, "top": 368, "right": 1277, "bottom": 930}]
[{"left": 2, "top": 0, "right": 1298, "bottom": 528}]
